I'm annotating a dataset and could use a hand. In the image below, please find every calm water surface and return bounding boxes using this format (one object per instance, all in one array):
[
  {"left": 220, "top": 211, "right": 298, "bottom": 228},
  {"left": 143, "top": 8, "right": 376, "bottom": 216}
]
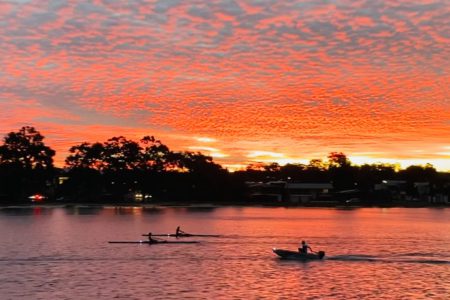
[{"left": 0, "top": 206, "right": 449, "bottom": 299}]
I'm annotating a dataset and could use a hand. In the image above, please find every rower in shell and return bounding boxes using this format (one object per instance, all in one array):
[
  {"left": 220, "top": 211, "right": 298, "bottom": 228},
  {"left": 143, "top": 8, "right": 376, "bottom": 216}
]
[
  {"left": 148, "top": 232, "right": 159, "bottom": 244},
  {"left": 175, "top": 226, "right": 186, "bottom": 237}
]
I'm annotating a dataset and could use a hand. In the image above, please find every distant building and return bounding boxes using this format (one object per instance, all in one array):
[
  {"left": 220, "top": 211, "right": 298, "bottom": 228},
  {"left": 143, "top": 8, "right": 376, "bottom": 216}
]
[
  {"left": 374, "top": 180, "right": 407, "bottom": 201},
  {"left": 374, "top": 180, "right": 407, "bottom": 190},
  {"left": 414, "top": 182, "right": 431, "bottom": 201},
  {"left": 247, "top": 181, "right": 333, "bottom": 204},
  {"left": 246, "top": 181, "right": 285, "bottom": 202},
  {"left": 285, "top": 182, "right": 333, "bottom": 203},
  {"left": 429, "top": 194, "right": 449, "bottom": 204}
]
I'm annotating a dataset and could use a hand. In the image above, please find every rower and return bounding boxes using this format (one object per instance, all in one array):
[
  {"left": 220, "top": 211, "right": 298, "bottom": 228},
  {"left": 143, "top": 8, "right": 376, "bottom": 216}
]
[
  {"left": 148, "top": 232, "right": 159, "bottom": 244},
  {"left": 175, "top": 226, "right": 186, "bottom": 237}
]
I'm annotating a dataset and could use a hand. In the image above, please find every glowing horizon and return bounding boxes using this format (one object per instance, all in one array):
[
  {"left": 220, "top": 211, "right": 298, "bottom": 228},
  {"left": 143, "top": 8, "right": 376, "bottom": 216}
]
[{"left": 0, "top": 0, "right": 449, "bottom": 171}]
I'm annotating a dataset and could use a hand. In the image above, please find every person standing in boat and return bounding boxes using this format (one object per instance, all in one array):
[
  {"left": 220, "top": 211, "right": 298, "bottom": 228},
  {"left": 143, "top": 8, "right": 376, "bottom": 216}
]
[{"left": 299, "top": 240, "right": 313, "bottom": 253}]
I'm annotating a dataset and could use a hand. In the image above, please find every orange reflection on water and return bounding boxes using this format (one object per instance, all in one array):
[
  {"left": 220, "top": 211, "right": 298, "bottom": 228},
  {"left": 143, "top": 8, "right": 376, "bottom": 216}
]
[{"left": 112, "top": 206, "right": 143, "bottom": 215}]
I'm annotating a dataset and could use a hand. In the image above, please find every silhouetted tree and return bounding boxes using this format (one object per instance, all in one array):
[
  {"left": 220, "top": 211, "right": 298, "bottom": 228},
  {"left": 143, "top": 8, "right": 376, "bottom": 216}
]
[
  {"left": 264, "top": 162, "right": 281, "bottom": 172},
  {"left": 168, "top": 151, "right": 231, "bottom": 202},
  {"left": 0, "top": 126, "right": 55, "bottom": 202},
  {"left": 65, "top": 142, "right": 106, "bottom": 170},
  {"left": 65, "top": 137, "right": 144, "bottom": 200},
  {"left": 173, "top": 152, "right": 223, "bottom": 173},
  {"left": 327, "top": 152, "right": 356, "bottom": 190},
  {"left": 246, "top": 162, "right": 270, "bottom": 172},
  {"left": 140, "top": 136, "right": 172, "bottom": 171},
  {"left": 103, "top": 136, "right": 142, "bottom": 171},
  {"left": 0, "top": 126, "right": 55, "bottom": 170},
  {"left": 357, "top": 163, "right": 396, "bottom": 189},
  {"left": 327, "top": 152, "right": 350, "bottom": 168},
  {"left": 399, "top": 164, "right": 437, "bottom": 184},
  {"left": 280, "top": 163, "right": 305, "bottom": 181},
  {"left": 308, "top": 159, "right": 327, "bottom": 171}
]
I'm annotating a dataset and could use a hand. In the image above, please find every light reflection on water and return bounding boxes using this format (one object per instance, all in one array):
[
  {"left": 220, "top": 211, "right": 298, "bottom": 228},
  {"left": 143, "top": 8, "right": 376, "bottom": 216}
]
[{"left": 0, "top": 206, "right": 449, "bottom": 299}]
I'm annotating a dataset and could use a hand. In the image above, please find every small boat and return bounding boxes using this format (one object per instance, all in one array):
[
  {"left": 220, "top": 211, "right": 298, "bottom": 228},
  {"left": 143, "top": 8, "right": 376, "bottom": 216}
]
[
  {"left": 142, "top": 233, "right": 220, "bottom": 238},
  {"left": 108, "top": 240, "right": 199, "bottom": 244},
  {"left": 273, "top": 248, "right": 325, "bottom": 260}
]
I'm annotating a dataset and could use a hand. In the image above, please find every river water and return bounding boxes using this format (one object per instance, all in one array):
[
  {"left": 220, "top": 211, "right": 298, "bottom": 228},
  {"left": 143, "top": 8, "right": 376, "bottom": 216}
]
[{"left": 0, "top": 206, "right": 449, "bottom": 299}]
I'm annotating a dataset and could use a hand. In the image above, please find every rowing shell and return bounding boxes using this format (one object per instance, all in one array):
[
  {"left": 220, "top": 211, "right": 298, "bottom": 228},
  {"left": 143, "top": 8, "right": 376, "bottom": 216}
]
[
  {"left": 108, "top": 240, "right": 199, "bottom": 244},
  {"left": 142, "top": 233, "right": 221, "bottom": 237}
]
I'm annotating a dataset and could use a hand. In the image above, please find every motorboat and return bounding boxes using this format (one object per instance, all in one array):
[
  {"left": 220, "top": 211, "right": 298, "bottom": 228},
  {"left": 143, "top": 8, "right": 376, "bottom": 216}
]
[{"left": 273, "top": 248, "right": 325, "bottom": 260}]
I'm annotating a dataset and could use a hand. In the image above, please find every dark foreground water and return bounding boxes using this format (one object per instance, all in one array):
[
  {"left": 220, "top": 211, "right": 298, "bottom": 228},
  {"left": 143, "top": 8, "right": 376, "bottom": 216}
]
[{"left": 0, "top": 206, "right": 449, "bottom": 299}]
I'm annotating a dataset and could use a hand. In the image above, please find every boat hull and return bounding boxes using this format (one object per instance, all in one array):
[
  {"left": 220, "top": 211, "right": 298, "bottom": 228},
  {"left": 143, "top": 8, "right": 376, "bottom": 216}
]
[
  {"left": 273, "top": 248, "right": 325, "bottom": 260},
  {"left": 108, "top": 240, "right": 199, "bottom": 244},
  {"left": 142, "top": 233, "right": 220, "bottom": 237}
]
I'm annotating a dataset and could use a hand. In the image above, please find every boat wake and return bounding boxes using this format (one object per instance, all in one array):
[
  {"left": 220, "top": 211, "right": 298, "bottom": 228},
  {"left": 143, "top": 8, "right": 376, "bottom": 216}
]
[
  {"left": 327, "top": 254, "right": 450, "bottom": 265},
  {"left": 327, "top": 254, "right": 379, "bottom": 262}
]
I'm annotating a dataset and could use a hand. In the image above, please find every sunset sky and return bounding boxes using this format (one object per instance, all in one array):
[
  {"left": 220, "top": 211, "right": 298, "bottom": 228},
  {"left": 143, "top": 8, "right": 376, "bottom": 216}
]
[{"left": 0, "top": 0, "right": 449, "bottom": 171}]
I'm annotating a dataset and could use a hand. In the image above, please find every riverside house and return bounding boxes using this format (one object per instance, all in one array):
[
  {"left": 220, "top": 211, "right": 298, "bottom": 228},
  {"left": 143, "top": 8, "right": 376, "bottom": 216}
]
[{"left": 247, "top": 181, "right": 333, "bottom": 204}]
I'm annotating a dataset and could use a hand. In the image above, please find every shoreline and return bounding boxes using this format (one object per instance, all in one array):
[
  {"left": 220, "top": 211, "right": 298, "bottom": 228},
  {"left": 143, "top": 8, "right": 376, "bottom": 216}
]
[{"left": 0, "top": 201, "right": 448, "bottom": 209}]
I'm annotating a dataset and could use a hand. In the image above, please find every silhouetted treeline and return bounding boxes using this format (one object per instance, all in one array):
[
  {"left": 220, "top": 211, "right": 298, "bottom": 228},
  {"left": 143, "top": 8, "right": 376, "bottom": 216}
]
[
  {"left": 233, "top": 153, "right": 450, "bottom": 204},
  {"left": 0, "top": 127, "right": 244, "bottom": 203},
  {"left": 0, "top": 127, "right": 449, "bottom": 205}
]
